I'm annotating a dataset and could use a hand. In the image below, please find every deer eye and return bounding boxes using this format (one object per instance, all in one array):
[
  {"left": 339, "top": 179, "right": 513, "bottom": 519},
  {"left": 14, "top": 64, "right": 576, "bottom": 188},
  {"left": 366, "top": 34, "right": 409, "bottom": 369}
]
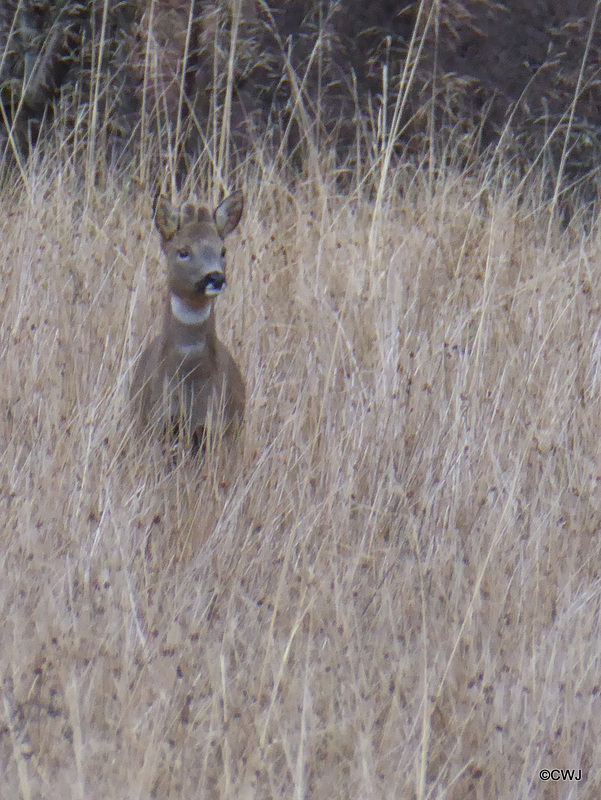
[
  {"left": 220, "top": 247, "right": 226, "bottom": 258},
  {"left": 177, "top": 248, "right": 190, "bottom": 260}
]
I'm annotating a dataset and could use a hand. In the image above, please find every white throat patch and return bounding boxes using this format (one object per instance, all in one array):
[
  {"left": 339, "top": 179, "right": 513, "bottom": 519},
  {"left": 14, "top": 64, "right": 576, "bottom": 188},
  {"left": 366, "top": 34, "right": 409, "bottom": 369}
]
[
  {"left": 177, "top": 341, "right": 206, "bottom": 358},
  {"left": 170, "top": 295, "right": 212, "bottom": 326}
]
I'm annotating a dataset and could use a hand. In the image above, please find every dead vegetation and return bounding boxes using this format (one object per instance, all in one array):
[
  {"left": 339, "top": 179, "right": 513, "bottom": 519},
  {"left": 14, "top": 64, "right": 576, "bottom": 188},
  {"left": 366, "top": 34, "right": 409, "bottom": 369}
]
[
  {"left": 2, "top": 138, "right": 601, "bottom": 798},
  {"left": 2, "top": 2, "right": 601, "bottom": 799},
  {"left": 1, "top": 1, "right": 601, "bottom": 182}
]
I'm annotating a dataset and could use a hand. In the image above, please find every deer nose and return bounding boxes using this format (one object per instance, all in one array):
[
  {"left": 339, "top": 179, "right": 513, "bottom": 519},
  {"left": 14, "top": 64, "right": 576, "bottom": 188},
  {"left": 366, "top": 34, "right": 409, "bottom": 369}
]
[{"left": 196, "top": 272, "right": 226, "bottom": 295}]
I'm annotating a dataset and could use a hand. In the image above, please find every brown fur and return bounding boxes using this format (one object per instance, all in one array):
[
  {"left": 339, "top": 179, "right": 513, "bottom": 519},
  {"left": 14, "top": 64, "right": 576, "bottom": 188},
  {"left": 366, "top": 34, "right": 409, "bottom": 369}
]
[{"left": 131, "top": 192, "right": 245, "bottom": 443}]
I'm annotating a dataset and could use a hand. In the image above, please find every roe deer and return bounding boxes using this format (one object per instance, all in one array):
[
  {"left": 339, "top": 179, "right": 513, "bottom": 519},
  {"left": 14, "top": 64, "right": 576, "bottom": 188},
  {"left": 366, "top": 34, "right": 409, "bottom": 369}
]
[{"left": 131, "top": 191, "right": 245, "bottom": 446}]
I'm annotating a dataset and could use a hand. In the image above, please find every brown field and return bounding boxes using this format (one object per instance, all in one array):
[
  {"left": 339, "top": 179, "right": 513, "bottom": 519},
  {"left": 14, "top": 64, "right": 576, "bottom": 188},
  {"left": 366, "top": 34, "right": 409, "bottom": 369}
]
[{"left": 1, "top": 144, "right": 601, "bottom": 800}]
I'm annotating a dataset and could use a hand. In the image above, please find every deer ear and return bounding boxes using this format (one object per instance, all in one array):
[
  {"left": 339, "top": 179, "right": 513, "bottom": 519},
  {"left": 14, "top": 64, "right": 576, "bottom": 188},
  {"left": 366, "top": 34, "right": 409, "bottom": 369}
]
[
  {"left": 154, "top": 195, "right": 180, "bottom": 240},
  {"left": 214, "top": 191, "right": 244, "bottom": 238}
]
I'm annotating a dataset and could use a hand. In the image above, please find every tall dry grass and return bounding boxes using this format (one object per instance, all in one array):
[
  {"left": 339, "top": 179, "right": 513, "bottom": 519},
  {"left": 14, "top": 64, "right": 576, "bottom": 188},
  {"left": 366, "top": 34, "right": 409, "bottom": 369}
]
[
  {"left": 2, "top": 3, "right": 601, "bottom": 798},
  {"left": 2, "top": 144, "right": 601, "bottom": 798}
]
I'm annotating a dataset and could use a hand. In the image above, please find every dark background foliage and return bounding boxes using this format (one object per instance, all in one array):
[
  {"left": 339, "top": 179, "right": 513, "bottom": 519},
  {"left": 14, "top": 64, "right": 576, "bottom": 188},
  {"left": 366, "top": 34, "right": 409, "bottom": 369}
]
[{"left": 1, "top": 1, "right": 600, "bottom": 183}]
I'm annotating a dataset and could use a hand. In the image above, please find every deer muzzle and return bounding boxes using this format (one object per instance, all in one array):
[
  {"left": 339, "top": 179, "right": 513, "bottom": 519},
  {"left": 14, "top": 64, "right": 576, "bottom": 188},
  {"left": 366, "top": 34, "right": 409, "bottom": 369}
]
[{"left": 196, "top": 272, "right": 226, "bottom": 296}]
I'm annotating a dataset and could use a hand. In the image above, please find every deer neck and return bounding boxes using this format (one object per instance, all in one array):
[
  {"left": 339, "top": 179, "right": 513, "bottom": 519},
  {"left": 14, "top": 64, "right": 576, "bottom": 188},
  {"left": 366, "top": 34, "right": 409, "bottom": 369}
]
[{"left": 166, "top": 293, "right": 217, "bottom": 359}]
